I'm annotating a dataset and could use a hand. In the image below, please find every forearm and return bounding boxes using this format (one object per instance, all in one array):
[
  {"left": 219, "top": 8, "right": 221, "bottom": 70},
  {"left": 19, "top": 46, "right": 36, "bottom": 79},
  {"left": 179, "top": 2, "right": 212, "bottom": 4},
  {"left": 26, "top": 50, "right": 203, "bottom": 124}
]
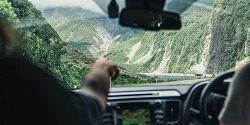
[
  {"left": 82, "top": 69, "right": 110, "bottom": 111},
  {"left": 79, "top": 54, "right": 119, "bottom": 112}
]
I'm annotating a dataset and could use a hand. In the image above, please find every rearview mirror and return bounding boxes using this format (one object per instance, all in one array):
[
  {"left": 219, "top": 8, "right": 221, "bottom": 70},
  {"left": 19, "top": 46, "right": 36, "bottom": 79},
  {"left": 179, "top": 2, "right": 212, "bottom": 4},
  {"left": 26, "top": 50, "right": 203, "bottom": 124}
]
[{"left": 119, "top": 8, "right": 182, "bottom": 31}]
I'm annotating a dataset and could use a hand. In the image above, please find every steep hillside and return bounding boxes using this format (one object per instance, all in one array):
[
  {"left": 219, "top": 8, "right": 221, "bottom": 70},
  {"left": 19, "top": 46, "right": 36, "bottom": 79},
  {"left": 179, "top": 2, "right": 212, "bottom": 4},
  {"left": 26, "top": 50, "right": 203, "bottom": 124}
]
[
  {"left": 0, "top": 0, "right": 153, "bottom": 87},
  {"left": 110, "top": 0, "right": 249, "bottom": 74},
  {"left": 206, "top": 0, "right": 250, "bottom": 74},
  {"left": 27, "top": 0, "right": 250, "bottom": 78},
  {"left": 43, "top": 7, "right": 134, "bottom": 56},
  {"left": 109, "top": 1, "right": 212, "bottom": 74},
  {"left": 0, "top": 0, "right": 90, "bottom": 88},
  {"left": 42, "top": 1, "right": 213, "bottom": 74}
]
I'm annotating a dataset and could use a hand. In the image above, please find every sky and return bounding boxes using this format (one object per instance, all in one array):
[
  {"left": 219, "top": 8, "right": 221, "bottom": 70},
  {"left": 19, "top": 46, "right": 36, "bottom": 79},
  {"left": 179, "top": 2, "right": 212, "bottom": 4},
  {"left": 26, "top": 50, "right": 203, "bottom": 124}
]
[
  {"left": 28, "top": 0, "right": 106, "bottom": 14},
  {"left": 28, "top": 0, "right": 205, "bottom": 16},
  {"left": 28, "top": 0, "right": 215, "bottom": 17}
]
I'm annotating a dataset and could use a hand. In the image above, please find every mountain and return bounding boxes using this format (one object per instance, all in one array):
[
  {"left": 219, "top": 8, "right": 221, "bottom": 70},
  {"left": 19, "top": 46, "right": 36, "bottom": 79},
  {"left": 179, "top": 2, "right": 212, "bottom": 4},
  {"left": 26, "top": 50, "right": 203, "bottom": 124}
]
[
  {"left": 1, "top": 0, "right": 92, "bottom": 88},
  {"left": 0, "top": 0, "right": 153, "bottom": 87},
  {"left": 39, "top": 0, "right": 250, "bottom": 76},
  {"left": 206, "top": 0, "right": 250, "bottom": 74},
  {"left": 41, "top": 5, "right": 212, "bottom": 74},
  {"left": 109, "top": 0, "right": 213, "bottom": 74},
  {"left": 110, "top": 0, "right": 250, "bottom": 74},
  {"left": 43, "top": 7, "right": 134, "bottom": 56}
]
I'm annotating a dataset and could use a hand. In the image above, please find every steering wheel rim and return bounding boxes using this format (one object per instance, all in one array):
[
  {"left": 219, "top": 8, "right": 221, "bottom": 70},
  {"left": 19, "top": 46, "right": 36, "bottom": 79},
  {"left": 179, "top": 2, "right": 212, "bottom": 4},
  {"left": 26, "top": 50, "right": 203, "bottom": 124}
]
[
  {"left": 199, "top": 71, "right": 235, "bottom": 125},
  {"left": 182, "top": 81, "right": 208, "bottom": 125}
]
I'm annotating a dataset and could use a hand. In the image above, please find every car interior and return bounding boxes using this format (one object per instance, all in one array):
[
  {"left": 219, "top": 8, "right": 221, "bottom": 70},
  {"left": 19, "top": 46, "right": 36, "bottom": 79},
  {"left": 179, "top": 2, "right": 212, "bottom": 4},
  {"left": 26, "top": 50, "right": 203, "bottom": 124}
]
[
  {"left": 101, "top": 71, "right": 234, "bottom": 125},
  {"left": 0, "top": 0, "right": 249, "bottom": 125},
  {"left": 96, "top": 1, "right": 241, "bottom": 125}
]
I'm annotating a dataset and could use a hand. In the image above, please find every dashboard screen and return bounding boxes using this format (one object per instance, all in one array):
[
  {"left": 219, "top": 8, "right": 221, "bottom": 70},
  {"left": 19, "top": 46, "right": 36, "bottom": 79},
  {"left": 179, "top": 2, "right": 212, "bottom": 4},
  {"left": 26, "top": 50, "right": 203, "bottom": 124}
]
[{"left": 117, "top": 108, "right": 151, "bottom": 125}]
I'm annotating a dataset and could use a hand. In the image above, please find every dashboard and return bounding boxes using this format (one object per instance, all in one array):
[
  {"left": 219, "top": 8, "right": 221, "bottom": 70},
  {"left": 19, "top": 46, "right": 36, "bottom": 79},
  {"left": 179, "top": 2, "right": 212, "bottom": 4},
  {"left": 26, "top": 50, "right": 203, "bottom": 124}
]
[
  {"left": 103, "top": 78, "right": 231, "bottom": 125},
  {"left": 103, "top": 85, "right": 192, "bottom": 125}
]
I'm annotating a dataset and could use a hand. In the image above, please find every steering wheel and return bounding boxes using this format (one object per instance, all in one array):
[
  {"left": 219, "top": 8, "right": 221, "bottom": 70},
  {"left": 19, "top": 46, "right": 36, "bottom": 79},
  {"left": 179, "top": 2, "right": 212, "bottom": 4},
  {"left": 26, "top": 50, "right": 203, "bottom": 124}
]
[
  {"left": 182, "top": 81, "right": 208, "bottom": 125},
  {"left": 199, "top": 71, "right": 235, "bottom": 125}
]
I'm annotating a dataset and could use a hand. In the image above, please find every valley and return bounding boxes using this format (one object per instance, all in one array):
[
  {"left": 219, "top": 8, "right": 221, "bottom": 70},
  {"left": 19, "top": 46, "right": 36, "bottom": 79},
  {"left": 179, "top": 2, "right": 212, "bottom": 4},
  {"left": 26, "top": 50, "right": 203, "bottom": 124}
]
[
  {"left": 42, "top": 0, "right": 214, "bottom": 74},
  {"left": 1, "top": 0, "right": 249, "bottom": 88}
]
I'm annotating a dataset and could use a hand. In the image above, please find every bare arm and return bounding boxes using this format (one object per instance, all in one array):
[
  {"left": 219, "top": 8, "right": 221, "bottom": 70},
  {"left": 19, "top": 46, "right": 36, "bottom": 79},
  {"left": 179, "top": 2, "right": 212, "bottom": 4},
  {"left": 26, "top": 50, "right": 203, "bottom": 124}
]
[{"left": 78, "top": 54, "right": 119, "bottom": 111}]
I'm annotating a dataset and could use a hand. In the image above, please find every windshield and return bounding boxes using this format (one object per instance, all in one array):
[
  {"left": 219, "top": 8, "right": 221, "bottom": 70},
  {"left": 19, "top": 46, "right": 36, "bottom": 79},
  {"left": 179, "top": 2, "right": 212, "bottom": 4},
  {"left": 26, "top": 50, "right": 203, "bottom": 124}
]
[{"left": 1, "top": 0, "right": 249, "bottom": 88}]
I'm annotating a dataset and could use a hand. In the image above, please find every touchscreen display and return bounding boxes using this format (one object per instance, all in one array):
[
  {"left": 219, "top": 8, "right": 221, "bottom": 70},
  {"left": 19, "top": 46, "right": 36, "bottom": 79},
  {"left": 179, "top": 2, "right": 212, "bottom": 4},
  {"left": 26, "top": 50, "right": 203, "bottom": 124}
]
[{"left": 117, "top": 108, "right": 151, "bottom": 125}]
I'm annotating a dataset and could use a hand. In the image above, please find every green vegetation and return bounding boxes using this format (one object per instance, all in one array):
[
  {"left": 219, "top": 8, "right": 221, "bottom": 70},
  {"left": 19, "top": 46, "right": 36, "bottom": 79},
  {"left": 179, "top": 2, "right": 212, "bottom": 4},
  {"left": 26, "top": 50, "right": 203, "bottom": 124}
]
[
  {"left": 110, "top": 0, "right": 249, "bottom": 74},
  {"left": 0, "top": 0, "right": 152, "bottom": 88},
  {"left": 1, "top": 0, "right": 88, "bottom": 88},
  {"left": 0, "top": 0, "right": 17, "bottom": 22},
  {"left": 1, "top": 0, "right": 249, "bottom": 88},
  {"left": 109, "top": 3, "right": 211, "bottom": 73},
  {"left": 206, "top": 0, "right": 250, "bottom": 73}
]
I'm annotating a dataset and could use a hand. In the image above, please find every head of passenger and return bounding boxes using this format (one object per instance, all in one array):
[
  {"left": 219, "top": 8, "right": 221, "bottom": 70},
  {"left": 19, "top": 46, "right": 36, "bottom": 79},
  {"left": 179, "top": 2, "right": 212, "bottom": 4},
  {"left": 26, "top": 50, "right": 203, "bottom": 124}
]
[
  {"left": 234, "top": 60, "right": 250, "bottom": 72},
  {"left": 0, "top": 18, "right": 82, "bottom": 125},
  {"left": 219, "top": 62, "right": 250, "bottom": 125},
  {"left": 0, "top": 19, "right": 20, "bottom": 57}
]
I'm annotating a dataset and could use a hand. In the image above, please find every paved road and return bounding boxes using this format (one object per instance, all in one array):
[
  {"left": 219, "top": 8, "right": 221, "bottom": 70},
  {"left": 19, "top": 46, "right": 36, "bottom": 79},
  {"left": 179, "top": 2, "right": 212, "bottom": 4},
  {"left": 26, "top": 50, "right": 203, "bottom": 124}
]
[
  {"left": 114, "top": 79, "right": 209, "bottom": 87},
  {"left": 152, "top": 79, "right": 209, "bottom": 86},
  {"left": 140, "top": 73, "right": 212, "bottom": 83}
]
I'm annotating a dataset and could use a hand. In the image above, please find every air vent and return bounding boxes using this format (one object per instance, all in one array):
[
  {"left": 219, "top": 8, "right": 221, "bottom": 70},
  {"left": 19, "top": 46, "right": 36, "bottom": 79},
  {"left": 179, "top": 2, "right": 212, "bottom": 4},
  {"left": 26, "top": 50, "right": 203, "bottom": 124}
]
[
  {"left": 103, "top": 107, "right": 114, "bottom": 125},
  {"left": 166, "top": 101, "right": 180, "bottom": 122}
]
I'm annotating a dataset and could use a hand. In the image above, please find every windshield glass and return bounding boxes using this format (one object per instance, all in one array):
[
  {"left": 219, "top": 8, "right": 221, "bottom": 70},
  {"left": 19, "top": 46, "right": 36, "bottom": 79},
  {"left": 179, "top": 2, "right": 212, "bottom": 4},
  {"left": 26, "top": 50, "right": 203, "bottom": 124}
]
[{"left": 1, "top": 0, "right": 249, "bottom": 88}]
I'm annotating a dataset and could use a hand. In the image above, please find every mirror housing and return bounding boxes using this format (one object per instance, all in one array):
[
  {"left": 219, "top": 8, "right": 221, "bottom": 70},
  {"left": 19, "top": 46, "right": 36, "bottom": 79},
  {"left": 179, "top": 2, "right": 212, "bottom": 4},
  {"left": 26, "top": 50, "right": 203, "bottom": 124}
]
[{"left": 119, "top": 8, "right": 182, "bottom": 31}]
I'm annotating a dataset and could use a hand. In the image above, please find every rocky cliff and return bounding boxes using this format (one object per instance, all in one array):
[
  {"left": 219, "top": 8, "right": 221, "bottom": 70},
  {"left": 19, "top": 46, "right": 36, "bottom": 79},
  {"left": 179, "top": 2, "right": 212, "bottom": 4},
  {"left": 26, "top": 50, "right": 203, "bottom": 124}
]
[{"left": 206, "top": 0, "right": 250, "bottom": 74}]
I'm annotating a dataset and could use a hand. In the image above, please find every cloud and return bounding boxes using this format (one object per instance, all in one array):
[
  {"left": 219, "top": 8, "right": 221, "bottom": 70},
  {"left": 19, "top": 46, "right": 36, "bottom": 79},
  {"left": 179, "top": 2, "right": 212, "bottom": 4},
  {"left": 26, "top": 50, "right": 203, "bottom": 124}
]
[{"left": 28, "top": 0, "right": 105, "bottom": 14}]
